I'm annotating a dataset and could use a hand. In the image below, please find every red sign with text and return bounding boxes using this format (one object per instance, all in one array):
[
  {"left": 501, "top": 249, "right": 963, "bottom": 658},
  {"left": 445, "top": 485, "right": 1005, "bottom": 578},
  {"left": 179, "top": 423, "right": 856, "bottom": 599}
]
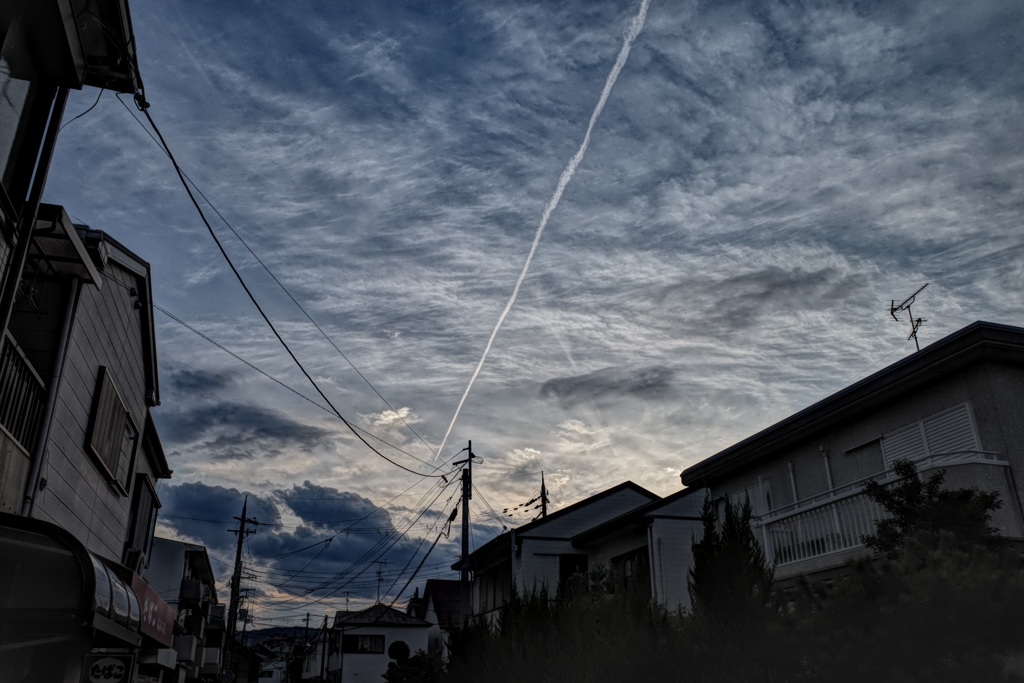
[{"left": 131, "top": 574, "right": 176, "bottom": 646}]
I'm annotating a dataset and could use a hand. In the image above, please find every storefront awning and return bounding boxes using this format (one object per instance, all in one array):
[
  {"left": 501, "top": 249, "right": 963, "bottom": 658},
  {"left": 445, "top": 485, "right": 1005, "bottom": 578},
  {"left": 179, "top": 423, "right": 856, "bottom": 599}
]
[{"left": 0, "top": 512, "right": 173, "bottom": 651}]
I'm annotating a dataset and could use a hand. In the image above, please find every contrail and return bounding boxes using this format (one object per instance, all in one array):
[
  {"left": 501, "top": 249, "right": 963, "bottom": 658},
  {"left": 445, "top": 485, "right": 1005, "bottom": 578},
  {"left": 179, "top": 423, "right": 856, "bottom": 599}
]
[{"left": 436, "top": 0, "right": 652, "bottom": 459}]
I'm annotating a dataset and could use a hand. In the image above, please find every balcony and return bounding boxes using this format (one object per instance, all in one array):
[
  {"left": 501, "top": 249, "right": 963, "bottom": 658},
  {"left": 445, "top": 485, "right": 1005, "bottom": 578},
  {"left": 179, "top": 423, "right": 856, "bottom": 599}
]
[
  {"left": 0, "top": 331, "right": 45, "bottom": 451},
  {"left": 755, "top": 452, "right": 1021, "bottom": 576}
]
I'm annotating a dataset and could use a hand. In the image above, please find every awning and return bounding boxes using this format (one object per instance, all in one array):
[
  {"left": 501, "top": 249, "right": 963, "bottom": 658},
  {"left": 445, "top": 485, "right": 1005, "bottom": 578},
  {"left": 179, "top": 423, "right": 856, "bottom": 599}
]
[
  {"left": 29, "top": 204, "right": 104, "bottom": 285},
  {"left": 0, "top": 512, "right": 174, "bottom": 650}
]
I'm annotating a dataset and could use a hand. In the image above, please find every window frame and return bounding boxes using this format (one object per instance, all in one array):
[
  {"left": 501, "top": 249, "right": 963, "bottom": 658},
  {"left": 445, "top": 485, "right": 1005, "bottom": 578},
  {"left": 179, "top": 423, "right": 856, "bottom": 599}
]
[
  {"left": 341, "top": 634, "right": 385, "bottom": 654},
  {"left": 86, "top": 366, "right": 138, "bottom": 495},
  {"left": 124, "top": 473, "right": 160, "bottom": 571}
]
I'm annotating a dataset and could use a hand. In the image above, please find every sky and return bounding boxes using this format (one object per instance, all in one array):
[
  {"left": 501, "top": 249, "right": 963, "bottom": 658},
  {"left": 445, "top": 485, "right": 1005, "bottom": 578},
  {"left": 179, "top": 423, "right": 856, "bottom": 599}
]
[{"left": 44, "top": 0, "right": 1024, "bottom": 625}]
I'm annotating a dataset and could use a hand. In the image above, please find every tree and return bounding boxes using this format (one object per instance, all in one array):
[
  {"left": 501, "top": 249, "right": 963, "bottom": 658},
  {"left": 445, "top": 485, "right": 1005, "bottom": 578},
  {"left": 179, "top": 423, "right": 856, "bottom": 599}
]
[
  {"left": 862, "top": 459, "right": 1002, "bottom": 558},
  {"left": 382, "top": 643, "right": 442, "bottom": 683},
  {"left": 687, "top": 494, "right": 774, "bottom": 627}
]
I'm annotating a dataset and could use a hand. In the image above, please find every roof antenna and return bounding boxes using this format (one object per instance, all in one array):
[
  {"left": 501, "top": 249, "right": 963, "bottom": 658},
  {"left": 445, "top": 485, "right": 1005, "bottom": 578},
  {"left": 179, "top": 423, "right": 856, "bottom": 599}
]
[{"left": 890, "top": 283, "right": 928, "bottom": 351}]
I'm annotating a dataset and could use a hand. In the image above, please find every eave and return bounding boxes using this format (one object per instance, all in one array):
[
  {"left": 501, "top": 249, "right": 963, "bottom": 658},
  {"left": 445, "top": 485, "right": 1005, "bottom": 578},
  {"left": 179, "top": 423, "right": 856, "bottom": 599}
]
[{"left": 681, "top": 321, "right": 1024, "bottom": 487}]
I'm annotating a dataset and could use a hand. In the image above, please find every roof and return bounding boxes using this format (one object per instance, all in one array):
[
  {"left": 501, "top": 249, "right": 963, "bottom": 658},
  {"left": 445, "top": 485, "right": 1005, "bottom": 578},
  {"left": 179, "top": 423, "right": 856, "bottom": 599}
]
[
  {"left": 572, "top": 486, "right": 704, "bottom": 548},
  {"left": 78, "top": 226, "right": 160, "bottom": 407},
  {"left": 0, "top": 0, "right": 143, "bottom": 93},
  {"left": 422, "top": 579, "right": 461, "bottom": 628},
  {"left": 457, "top": 481, "right": 659, "bottom": 571},
  {"left": 681, "top": 320, "right": 1024, "bottom": 485},
  {"left": 335, "top": 603, "right": 431, "bottom": 628}
]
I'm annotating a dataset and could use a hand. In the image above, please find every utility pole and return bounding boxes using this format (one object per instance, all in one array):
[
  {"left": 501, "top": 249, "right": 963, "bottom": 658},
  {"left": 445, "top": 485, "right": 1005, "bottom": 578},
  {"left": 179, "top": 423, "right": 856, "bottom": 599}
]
[
  {"left": 454, "top": 441, "right": 478, "bottom": 625},
  {"left": 226, "top": 496, "right": 258, "bottom": 674},
  {"left": 540, "top": 471, "right": 549, "bottom": 518},
  {"left": 320, "top": 614, "right": 329, "bottom": 682},
  {"left": 375, "top": 560, "right": 389, "bottom": 604}
]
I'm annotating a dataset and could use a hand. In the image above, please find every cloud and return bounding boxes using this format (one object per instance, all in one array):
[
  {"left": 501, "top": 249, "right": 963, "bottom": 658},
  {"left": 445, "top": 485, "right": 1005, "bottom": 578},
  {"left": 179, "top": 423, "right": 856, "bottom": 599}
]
[
  {"left": 157, "top": 479, "right": 460, "bottom": 604},
  {"left": 164, "top": 367, "right": 235, "bottom": 395},
  {"left": 541, "top": 365, "right": 675, "bottom": 407},
  {"left": 158, "top": 402, "right": 334, "bottom": 460}
]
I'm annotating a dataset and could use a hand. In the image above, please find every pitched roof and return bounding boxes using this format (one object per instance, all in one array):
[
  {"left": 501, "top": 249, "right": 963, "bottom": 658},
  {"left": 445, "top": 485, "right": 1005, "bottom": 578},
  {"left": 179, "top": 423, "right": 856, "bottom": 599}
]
[
  {"left": 572, "top": 486, "right": 704, "bottom": 547},
  {"left": 457, "top": 481, "right": 659, "bottom": 570},
  {"left": 681, "top": 321, "right": 1024, "bottom": 485},
  {"left": 423, "top": 579, "right": 461, "bottom": 628},
  {"left": 335, "top": 603, "right": 430, "bottom": 628}
]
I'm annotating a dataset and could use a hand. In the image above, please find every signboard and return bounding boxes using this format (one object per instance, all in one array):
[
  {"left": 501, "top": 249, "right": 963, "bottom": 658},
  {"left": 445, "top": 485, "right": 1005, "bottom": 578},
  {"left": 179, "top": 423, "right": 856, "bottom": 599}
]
[
  {"left": 82, "top": 653, "right": 134, "bottom": 683},
  {"left": 130, "top": 573, "right": 176, "bottom": 646}
]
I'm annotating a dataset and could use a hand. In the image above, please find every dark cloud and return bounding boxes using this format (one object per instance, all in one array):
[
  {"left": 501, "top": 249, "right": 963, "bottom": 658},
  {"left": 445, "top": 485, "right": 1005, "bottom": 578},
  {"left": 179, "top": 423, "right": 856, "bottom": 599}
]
[
  {"left": 159, "top": 480, "right": 459, "bottom": 602},
  {"left": 164, "top": 367, "right": 235, "bottom": 395},
  {"left": 275, "top": 481, "right": 387, "bottom": 531},
  {"left": 541, "top": 366, "right": 676, "bottom": 408},
  {"left": 157, "top": 402, "right": 333, "bottom": 459},
  {"left": 159, "top": 482, "right": 282, "bottom": 553}
]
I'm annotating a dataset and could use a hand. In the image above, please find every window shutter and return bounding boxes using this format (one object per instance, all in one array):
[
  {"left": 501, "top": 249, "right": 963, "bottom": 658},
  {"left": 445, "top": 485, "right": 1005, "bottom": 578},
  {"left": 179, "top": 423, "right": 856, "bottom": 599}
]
[
  {"left": 89, "top": 367, "right": 126, "bottom": 476},
  {"left": 881, "top": 423, "right": 926, "bottom": 469},
  {"left": 881, "top": 402, "right": 980, "bottom": 469},
  {"left": 923, "top": 403, "right": 979, "bottom": 455},
  {"left": 87, "top": 367, "right": 136, "bottom": 493}
]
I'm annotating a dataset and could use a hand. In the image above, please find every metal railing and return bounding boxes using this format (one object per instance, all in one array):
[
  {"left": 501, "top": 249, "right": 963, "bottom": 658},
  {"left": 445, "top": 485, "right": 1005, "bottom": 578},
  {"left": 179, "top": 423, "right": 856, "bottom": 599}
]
[
  {"left": 756, "top": 452, "right": 1007, "bottom": 567},
  {"left": 0, "top": 331, "right": 45, "bottom": 450}
]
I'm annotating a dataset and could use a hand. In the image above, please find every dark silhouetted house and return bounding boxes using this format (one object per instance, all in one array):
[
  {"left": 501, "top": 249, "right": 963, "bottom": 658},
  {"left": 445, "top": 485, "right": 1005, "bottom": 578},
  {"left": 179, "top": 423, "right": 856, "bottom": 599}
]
[
  {"left": 406, "top": 579, "right": 461, "bottom": 662},
  {"left": 462, "top": 481, "right": 707, "bottom": 619}
]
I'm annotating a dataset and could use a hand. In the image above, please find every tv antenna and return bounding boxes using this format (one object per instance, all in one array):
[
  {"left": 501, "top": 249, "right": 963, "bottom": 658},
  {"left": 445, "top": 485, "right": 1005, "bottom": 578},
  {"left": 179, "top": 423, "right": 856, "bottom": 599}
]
[{"left": 890, "top": 283, "right": 928, "bottom": 351}]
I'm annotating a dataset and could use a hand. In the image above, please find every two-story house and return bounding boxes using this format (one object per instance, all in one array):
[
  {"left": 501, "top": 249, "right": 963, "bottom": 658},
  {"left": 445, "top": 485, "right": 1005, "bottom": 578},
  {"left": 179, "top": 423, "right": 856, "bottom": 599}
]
[
  {"left": 0, "top": 3, "right": 184, "bottom": 681},
  {"left": 681, "top": 320, "right": 1024, "bottom": 584},
  {"left": 0, "top": 212, "right": 177, "bottom": 681},
  {"left": 326, "top": 603, "right": 431, "bottom": 683}
]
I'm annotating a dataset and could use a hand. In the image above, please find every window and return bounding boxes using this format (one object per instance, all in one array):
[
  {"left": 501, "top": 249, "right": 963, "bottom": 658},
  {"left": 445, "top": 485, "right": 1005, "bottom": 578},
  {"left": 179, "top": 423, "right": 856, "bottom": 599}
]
[
  {"left": 341, "top": 634, "right": 385, "bottom": 654},
  {"left": 0, "top": 53, "right": 51, "bottom": 218},
  {"left": 86, "top": 366, "right": 138, "bottom": 494},
  {"left": 558, "top": 554, "right": 588, "bottom": 596},
  {"left": 124, "top": 474, "right": 160, "bottom": 571}
]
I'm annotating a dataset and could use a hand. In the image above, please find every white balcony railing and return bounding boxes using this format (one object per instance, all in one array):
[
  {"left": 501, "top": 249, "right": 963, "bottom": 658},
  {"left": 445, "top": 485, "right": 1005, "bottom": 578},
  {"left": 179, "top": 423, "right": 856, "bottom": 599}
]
[{"left": 755, "top": 452, "right": 1010, "bottom": 567}]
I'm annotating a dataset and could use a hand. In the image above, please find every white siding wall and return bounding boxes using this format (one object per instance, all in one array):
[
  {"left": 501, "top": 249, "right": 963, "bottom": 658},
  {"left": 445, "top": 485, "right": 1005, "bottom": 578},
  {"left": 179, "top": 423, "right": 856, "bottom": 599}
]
[{"left": 336, "top": 625, "right": 429, "bottom": 683}]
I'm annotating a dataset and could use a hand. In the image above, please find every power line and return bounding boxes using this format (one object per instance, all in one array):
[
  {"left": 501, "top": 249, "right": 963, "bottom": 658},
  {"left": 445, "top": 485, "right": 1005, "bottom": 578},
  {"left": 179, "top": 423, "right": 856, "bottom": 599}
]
[
  {"left": 115, "top": 93, "right": 440, "bottom": 462},
  {"left": 150, "top": 301, "right": 435, "bottom": 466}
]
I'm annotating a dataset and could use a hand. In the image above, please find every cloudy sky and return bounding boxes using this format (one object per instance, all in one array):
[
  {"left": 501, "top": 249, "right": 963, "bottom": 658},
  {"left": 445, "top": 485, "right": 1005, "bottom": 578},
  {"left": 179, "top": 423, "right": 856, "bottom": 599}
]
[{"left": 44, "top": 0, "right": 1023, "bottom": 625}]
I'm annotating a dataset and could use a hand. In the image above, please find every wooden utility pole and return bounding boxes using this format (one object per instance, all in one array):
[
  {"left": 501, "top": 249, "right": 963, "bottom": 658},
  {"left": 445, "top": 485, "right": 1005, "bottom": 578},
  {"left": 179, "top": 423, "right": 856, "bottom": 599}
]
[
  {"left": 226, "top": 496, "right": 258, "bottom": 673},
  {"left": 541, "top": 471, "right": 549, "bottom": 518},
  {"left": 320, "top": 615, "right": 329, "bottom": 682},
  {"left": 454, "top": 441, "right": 478, "bottom": 625}
]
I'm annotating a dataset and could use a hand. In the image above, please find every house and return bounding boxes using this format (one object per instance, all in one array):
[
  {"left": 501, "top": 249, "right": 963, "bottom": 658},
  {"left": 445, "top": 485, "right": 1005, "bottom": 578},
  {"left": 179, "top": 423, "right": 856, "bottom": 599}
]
[
  {"left": 0, "top": 213, "right": 177, "bottom": 680},
  {"left": 406, "top": 579, "right": 461, "bottom": 662},
  {"left": 569, "top": 487, "right": 706, "bottom": 613},
  {"left": 144, "top": 538, "right": 226, "bottom": 681},
  {"left": 462, "top": 480, "right": 707, "bottom": 619},
  {"left": 325, "top": 603, "right": 431, "bottom": 683},
  {"left": 681, "top": 320, "right": 1024, "bottom": 583}
]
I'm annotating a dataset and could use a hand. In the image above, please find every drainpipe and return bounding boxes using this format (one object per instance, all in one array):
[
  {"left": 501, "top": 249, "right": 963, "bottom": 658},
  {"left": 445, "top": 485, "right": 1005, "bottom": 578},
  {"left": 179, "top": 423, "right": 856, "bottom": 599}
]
[
  {"left": 21, "top": 276, "right": 81, "bottom": 517},
  {"left": 0, "top": 86, "right": 69, "bottom": 341},
  {"left": 646, "top": 525, "right": 658, "bottom": 605}
]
